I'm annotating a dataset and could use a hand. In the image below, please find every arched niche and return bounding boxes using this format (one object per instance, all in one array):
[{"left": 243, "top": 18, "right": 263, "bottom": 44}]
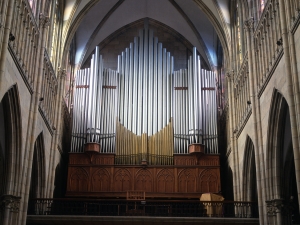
[
  {"left": 29, "top": 132, "right": 46, "bottom": 200},
  {"left": 0, "top": 84, "right": 22, "bottom": 196},
  {"left": 242, "top": 136, "right": 258, "bottom": 202},
  {"left": 266, "top": 89, "right": 299, "bottom": 224}
]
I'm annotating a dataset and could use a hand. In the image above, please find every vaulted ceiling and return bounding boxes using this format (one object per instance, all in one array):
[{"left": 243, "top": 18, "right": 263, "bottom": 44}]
[{"left": 62, "top": 0, "right": 231, "bottom": 70}]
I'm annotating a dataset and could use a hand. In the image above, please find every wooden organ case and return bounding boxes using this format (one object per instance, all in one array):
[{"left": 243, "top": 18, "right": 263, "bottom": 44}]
[{"left": 67, "top": 23, "right": 221, "bottom": 199}]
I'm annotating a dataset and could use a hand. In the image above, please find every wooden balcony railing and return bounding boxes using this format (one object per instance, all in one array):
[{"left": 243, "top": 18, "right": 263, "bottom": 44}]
[{"left": 28, "top": 198, "right": 259, "bottom": 218}]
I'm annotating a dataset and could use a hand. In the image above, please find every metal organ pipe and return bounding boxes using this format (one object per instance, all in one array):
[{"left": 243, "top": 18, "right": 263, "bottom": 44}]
[{"left": 70, "top": 27, "right": 219, "bottom": 158}]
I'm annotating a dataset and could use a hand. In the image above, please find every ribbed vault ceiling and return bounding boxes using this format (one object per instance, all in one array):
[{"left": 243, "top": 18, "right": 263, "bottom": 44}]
[{"left": 63, "top": 0, "right": 230, "bottom": 69}]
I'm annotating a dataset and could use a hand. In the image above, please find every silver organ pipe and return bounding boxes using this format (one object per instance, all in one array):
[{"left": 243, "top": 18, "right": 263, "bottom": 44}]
[{"left": 71, "top": 26, "right": 218, "bottom": 158}]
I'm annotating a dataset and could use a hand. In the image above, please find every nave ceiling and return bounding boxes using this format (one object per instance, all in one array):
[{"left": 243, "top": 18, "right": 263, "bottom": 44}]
[{"left": 62, "top": 0, "right": 231, "bottom": 70}]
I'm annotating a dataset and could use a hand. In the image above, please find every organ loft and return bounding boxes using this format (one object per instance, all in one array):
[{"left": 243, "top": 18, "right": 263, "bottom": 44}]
[{"left": 67, "top": 22, "right": 220, "bottom": 199}]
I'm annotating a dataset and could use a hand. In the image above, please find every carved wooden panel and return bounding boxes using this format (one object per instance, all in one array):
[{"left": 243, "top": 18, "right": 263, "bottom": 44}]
[
  {"left": 157, "top": 169, "right": 174, "bottom": 192},
  {"left": 135, "top": 169, "right": 153, "bottom": 192},
  {"left": 198, "top": 169, "right": 219, "bottom": 193},
  {"left": 69, "top": 153, "right": 115, "bottom": 165},
  {"left": 69, "top": 168, "right": 89, "bottom": 192},
  {"left": 174, "top": 155, "right": 197, "bottom": 166},
  {"left": 178, "top": 169, "right": 196, "bottom": 192},
  {"left": 93, "top": 154, "right": 115, "bottom": 165},
  {"left": 114, "top": 169, "right": 132, "bottom": 191},
  {"left": 91, "top": 168, "right": 110, "bottom": 191},
  {"left": 69, "top": 154, "right": 90, "bottom": 165},
  {"left": 66, "top": 153, "right": 221, "bottom": 198},
  {"left": 198, "top": 155, "right": 219, "bottom": 166}
]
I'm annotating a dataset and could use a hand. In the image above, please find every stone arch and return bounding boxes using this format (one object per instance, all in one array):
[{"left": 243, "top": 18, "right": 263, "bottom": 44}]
[
  {"left": 29, "top": 132, "right": 46, "bottom": 199},
  {"left": 62, "top": 0, "right": 230, "bottom": 69},
  {"left": 0, "top": 84, "right": 22, "bottom": 196},
  {"left": 266, "top": 89, "right": 299, "bottom": 224},
  {"left": 225, "top": 165, "right": 234, "bottom": 200},
  {"left": 242, "top": 136, "right": 257, "bottom": 202},
  {"left": 266, "top": 89, "right": 289, "bottom": 199}
]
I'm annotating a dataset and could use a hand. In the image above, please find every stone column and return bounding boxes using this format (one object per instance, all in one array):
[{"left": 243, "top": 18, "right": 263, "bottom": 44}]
[
  {"left": 46, "top": 68, "right": 67, "bottom": 198},
  {"left": 244, "top": 17, "right": 267, "bottom": 225},
  {"left": 273, "top": 199, "right": 284, "bottom": 225},
  {"left": 18, "top": 12, "right": 50, "bottom": 225},
  {"left": 225, "top": 71, "right": 241, "bottom": 200},
  {"left": 0, "top": 0, "right": 14, "bottom": 89},
  {"left": 277, "top": 0, "right": 300, "bottom": 207},
  {"left": 0, "top": 195, "right": 21, "bottom": 225},
  {"left": 266, "top": 200, "right": 276, "bottom": 225}
]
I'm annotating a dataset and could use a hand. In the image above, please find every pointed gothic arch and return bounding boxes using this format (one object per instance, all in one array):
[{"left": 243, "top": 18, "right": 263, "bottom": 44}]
[
  {"left": 266, "top": 89, "right": 288, "bottom": 199},
  {"left": 266, "top": 89, "right": 299, "bottom": 224},
  {"left": 0, "top": 84, "right": 22, "bottom": 196},
  {"left": 242, "top": 136, "right": 257, "bottom": 202},
  {"left": 62, "top": 0, "right": 230, "bottom": 69},
  {"left": 29, "top": 132, "right": 46, "bottom": 199}
]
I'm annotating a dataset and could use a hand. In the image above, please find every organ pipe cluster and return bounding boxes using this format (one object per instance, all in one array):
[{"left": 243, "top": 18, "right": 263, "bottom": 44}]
[{"left": 71, "top": 26, "right": 218, "bottom": 163}]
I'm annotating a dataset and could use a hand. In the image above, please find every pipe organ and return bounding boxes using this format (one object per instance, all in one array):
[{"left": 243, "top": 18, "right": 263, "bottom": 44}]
[
  {"left": 66, "top": 26, "right": 221, "bottom": 198},
  {"left": 67, "top": 25, "right": 221, "bottom": 198},
  {"left": 66, "top": 24, "right": 221, "bottom": 198}
]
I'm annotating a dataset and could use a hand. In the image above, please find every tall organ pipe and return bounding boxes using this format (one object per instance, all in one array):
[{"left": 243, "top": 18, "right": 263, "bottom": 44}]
[{"left": 70, "top": 28, "right": 218, "bottom": 156}]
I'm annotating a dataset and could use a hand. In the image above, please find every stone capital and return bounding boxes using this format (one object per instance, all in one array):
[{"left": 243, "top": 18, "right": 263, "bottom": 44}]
[
  {"left": 266, "top": 200, "right": 276, "bottom": 216},
  {"left": 39, "top": 13, "right": 50, "bottom": 28},
  {"left": 225, "top": 70, "right": 234, "bottom": 82},
  {"left": 1, "top": 195, "right": 21, "bottom": 212},
  {"left": 244, "top": 17, "right": 254, "bottom": 32},
  {"left": 58, "top": 68, "right": 67, "bottom": 79},
  {"left": 271, "top": 198, "right": 285, "bottom": 213}
]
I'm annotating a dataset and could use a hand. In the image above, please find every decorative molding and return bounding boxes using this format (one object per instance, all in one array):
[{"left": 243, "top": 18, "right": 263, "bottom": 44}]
[
  {"left": 236, "top": 108, "right": 252, "bottom": 138},
  {"left": 226, "top": 147, "right": 231, "bottom": 158},
  {"left": 62, "top": 0, "right": 82, "bottom": 42},
  {"left": 58, "top": 67, "right": 67, "bottom": 80},
  {"left": 78, "top": 0, "right": 125, "bottom": 68},
  {"left": 1, "top": 195, "right": 21, "bottom": 212},
  {"left": 225, "top": 71, "right": 234, "bottom": 82},
  {"left": 23, "top": 0, "right": 39, "bottom": 32},
  {"left": 258, "top": 48, "right": 283, "bottom": 98},
  {"left": 169, "top": 0, "right": 213, "bottom": 69},
  {"left": 291, "top": 12, "right": 300, "bottom": 34},
  {"left": 39, "top": 13, "right": 50, "bottom": 28},
  {"left": 212, "top": 0, "right": 230, "bottom": 46},
  {"left": 235, "top": 55, "right": 248, "bottom": 86},
  {"left": 44, "top": 49, "right": 57, "bottom": 79},
  {"left": 253, "top": 0, "right": 274, "bottom": 36},
  {"left": 8, "top": 44, "right": 34, "bottom": 94},
  {"left": 193, "top": 0, "right": 229, "bottom": 61},
  {"left": 244, "top": 18, "right": 254, "bottom": 32},
  {"left": 38, "top": 106, "right": 54, "bottom": 136}
]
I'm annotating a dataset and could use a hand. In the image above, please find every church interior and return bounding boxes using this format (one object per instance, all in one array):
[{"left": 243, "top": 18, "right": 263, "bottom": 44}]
[{"left": 0, "top": 0, "right": 300, "bottom": 224}]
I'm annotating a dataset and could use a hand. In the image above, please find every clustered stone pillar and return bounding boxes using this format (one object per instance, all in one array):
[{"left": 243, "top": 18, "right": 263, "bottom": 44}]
[
  {"left": 46, "top": 68, "right": 67, "bottom": 198},
  {"left": 18, "top": 11, "right": 50, "bottom": 225},
  {"left": 1, "top": 195, "right": 21, "bottom": 225},
  {"left": 225, "top": 71, "right": 240, "bottom": 201},
  {"left": 0, "top": 0, "right": 14, "bottom": 93},
  {"left": 244, "top": 17, "right": 267, "bottom": 225}
]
